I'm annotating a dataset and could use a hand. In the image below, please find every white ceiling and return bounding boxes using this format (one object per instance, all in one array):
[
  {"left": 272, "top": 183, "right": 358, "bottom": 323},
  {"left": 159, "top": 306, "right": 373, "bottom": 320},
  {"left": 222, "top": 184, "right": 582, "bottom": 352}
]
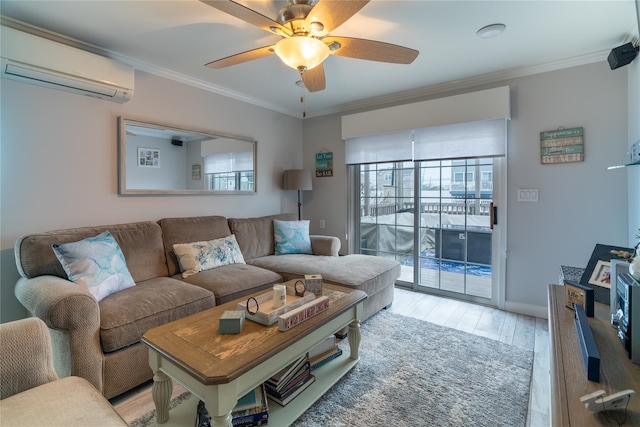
[{"left": 1, "top": 1, "right": 638, "bottom": 118}]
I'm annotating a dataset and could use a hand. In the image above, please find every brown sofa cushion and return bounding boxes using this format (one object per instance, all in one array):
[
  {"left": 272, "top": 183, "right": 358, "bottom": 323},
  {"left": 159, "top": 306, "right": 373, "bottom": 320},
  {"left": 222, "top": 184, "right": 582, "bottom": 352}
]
[
  {"left": 176, "top": 263, "right": 282, "bottom": 305},
  {"left": 14, "top": 221, "right": 168, "bottom": 283},
  {"left": 228, "top": 213, "right": 297, "bottom": 260},
  {"left": 158, "top": 216, "right": 232, "bottom": 277},
  {"left": 99, "top": 277, "right": 215, "bottom": 353}
]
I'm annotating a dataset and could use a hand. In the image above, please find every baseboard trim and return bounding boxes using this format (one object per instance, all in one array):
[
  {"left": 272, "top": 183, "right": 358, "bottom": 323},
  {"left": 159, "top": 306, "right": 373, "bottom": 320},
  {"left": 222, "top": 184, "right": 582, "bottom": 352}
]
[{"left": 505, "top": 301, "right": 548, "bottom": 319}]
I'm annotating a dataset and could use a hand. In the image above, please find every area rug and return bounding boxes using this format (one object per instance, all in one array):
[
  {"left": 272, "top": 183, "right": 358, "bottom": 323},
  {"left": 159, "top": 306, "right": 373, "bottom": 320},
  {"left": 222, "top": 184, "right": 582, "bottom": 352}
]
[
  {"left": 128, "top": 390, "right": 191, "bottom": 427},
  {"left": 132, "top": 310, "right": 533, "bottom": 427}
]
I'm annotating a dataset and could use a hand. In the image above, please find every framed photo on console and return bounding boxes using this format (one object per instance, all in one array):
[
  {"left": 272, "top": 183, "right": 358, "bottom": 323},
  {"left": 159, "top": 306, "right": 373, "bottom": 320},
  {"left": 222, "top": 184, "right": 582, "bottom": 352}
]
[{"left": 589, "top": 260, "right": 612, "bottom": 288}]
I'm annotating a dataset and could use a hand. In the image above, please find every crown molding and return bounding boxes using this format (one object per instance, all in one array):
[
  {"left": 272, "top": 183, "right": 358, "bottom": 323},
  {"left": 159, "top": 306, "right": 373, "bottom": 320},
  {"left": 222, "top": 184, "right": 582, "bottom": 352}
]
[
  {"left": 1, "top": 16, "right": 611, "bottom": 120},
  {"left": 306, "top": 50, "right": 609, "bottom": 118},
  {"left": 113, "top": 55, "right": 300, "bottom": 117},
  {"left": 0, "top": 17, "right": 300, "bottom": 117},
  {"left": 134, "top": 48, "right": 608, "bottom": 120}
]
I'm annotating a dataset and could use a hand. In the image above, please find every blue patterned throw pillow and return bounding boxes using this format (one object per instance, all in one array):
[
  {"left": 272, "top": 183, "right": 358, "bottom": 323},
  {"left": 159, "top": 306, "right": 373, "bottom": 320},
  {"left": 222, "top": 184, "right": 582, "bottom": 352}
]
[
  {"left": 273, "top": 220, "right": 313, "bottom": 255},
  {"left": 52, "top": 231, "right": 135, "bottom": 302},
  {"left": 173, "top": 234, "right": 246, "bottom": 278}
]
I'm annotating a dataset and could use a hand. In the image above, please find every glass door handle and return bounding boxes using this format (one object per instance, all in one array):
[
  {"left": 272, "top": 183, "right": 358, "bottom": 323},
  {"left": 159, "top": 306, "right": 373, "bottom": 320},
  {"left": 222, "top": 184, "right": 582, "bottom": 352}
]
[{"left": 490, "top": 203, "right": 497, "bottom": 230}]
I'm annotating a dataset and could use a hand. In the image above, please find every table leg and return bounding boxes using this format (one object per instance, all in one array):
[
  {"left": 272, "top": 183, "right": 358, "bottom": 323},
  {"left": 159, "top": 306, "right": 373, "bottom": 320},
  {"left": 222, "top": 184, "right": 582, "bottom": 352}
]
[
  {"left": 203, "top": 382, "right": 237, "bottom": 427},
  {"left": 348, "top": 319, "right": 361, "bottom": 360},
  {"left": 210, "top": 413, "right": 232, "bottom": 427},
  {"left": 152, "top": 370, "right": 173, "bottom": 424}
]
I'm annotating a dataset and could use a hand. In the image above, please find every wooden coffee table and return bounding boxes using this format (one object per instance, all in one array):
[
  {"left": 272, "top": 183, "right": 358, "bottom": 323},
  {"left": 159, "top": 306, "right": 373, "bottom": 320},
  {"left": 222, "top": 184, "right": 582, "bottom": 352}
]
[{"left": 142, "top": 283, "right": 366, "bottom": 426}]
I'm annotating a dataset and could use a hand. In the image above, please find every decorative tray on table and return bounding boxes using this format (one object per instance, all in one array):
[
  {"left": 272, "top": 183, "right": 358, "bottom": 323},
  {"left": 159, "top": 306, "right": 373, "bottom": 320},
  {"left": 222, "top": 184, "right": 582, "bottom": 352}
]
[{"left": 237, "top": 280, "right": 316, "bottom": 326}]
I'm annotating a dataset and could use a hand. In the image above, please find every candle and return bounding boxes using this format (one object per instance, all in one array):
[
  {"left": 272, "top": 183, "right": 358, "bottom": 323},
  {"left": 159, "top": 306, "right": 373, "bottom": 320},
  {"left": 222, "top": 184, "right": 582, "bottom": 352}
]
[{"left": 272, "top": 284, "right": 286, "bottom": 309}]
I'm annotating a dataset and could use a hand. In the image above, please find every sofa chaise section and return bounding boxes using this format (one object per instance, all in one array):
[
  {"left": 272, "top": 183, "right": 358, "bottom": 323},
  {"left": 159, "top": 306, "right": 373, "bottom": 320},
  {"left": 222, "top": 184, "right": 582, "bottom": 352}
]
[
  {"left": 247, "top": 254, "right": 400, "bottom": 320},
  {"left": 229, "top": 214, "right": 400, "bottom": 321}
]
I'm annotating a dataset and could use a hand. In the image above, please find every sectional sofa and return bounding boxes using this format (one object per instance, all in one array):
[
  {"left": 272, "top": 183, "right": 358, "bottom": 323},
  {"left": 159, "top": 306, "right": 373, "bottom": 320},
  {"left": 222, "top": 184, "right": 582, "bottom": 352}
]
[{"left": 14, "top": 213, "right": 400, "bottom": 399}]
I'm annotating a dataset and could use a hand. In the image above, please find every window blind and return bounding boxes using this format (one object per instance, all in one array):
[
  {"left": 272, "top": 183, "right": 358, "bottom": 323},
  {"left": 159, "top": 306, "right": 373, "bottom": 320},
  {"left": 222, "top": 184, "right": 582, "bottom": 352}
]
[
  {"left": 345, "top": 119, "right": 507, "bottom": 164},
  {"left": 345, "top": 130, "right": 414, "bottom": 165},
  {"left": 413, "top": 118, "right": 507, "bottom": 161},
  {"left": 204, "top": 150, "right": 253, "bottom": 174},
  {"left": 343, "top": 86, "right": 510, "bottom": 165}
]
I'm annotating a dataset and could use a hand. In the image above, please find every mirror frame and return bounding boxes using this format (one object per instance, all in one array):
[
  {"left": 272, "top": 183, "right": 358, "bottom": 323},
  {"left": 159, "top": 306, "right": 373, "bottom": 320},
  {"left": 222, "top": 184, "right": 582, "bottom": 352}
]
[{"left": 118, "top": 117, "right": 257, "bottom": 195}]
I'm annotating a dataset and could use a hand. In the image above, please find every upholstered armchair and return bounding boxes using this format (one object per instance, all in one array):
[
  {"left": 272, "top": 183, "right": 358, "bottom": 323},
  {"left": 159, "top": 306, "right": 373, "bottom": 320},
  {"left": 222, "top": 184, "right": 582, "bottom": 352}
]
[{"left": 0, "top": 317, "right": 128, "bottom": 426}]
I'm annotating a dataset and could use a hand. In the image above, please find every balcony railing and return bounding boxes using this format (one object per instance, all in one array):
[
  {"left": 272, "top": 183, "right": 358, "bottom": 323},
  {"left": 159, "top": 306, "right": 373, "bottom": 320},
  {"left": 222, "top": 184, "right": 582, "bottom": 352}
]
[{"left": 360, "top": 200, "right": 492, "bottom": 217}]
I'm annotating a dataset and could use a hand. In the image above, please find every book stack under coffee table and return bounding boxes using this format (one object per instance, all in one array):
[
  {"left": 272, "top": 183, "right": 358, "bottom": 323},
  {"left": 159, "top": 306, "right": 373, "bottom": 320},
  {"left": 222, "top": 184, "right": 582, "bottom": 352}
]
[{"left": 142, "top": 283, "right": 366, "bottom": 427}]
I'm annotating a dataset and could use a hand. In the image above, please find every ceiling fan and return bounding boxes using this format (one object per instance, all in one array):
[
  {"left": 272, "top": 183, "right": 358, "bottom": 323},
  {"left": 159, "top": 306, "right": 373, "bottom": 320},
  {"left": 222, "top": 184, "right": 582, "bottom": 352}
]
[{"left": 200, "top": 0, "right": 419, "bottom": 92}]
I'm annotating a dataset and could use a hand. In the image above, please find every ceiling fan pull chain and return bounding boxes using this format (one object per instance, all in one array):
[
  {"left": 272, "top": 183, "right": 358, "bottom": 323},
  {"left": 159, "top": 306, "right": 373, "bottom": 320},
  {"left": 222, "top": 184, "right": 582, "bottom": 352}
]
[{"left": 301, "top": 86, "right": 306, "bottom": 118}]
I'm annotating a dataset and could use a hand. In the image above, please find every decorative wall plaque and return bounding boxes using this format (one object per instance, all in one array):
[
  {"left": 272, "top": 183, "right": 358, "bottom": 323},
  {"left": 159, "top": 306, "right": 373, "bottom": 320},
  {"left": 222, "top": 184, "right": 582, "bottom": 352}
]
[
  {"left": 540, "top": 127, "right": 584, "bottom": 164},
  {"left": 315, "top": 151, "right": 333, "bottom": 177}
]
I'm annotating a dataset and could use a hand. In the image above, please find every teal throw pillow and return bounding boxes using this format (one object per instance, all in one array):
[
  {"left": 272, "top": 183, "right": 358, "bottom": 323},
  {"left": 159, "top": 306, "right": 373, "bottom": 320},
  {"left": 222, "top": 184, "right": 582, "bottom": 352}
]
[
  {"left": 274, "top": 220, "right": 313, "bottom": 255},
  {"left": 173, "top": 234, "right": 246, "bottom": 278},
  {"left": 52, "top": 231, "right": 135, "bottom": 302}
]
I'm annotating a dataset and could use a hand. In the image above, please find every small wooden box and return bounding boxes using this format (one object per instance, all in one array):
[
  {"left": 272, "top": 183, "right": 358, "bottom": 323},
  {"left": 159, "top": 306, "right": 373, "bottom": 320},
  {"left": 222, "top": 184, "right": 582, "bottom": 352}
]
[
  {"left": 219, "top": 310, "right": 245, "bottom": 334},
  {"left": 565, "top": 281, "right": 594, "bottom": 317},
  {"left": 304, "top": 274, "right": 323, "bottom": 295}
]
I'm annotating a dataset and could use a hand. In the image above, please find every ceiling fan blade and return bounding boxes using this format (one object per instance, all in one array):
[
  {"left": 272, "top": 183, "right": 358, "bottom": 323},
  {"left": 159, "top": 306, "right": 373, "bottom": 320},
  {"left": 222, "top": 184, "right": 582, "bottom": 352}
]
[
  {"left": 324, "top": 36, "right": 419, "bottom": 64},
  {"left": 305, "top": 1, "right": 369, "bottom": 34},
  {"left": 301, "top": 64, "right": 326, "bottom": 92},
  {"left": 205, "top": 45, "right": 275, "bottom": 69},
  {"left": 200, "top": 0, "right": 292, "bottom": 36}
]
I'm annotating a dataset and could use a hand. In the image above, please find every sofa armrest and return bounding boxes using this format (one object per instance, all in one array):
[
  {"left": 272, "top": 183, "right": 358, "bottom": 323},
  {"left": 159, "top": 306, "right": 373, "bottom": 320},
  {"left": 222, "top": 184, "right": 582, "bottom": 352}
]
[
  {"left": 310, "top": 235, "right": 341, "bottom": 257},
  {"left": 0, "top": 317, "right": 59, "bottom": 399},
  {"left": 14, "top": 276, "right": 104, "bottom": 393}
]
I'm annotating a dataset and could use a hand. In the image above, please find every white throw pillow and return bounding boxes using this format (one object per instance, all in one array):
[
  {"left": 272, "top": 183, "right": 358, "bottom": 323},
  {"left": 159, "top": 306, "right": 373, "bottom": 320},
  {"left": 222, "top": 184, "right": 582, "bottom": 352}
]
[{"left": 173, "top": 234, "right": 246, "bottom": 278}]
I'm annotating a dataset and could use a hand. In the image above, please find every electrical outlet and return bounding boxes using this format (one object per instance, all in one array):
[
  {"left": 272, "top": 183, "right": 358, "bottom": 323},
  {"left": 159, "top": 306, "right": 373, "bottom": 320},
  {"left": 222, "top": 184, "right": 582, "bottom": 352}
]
[{"left": 319, "top": 219, "right": 325, "bottom": 229}]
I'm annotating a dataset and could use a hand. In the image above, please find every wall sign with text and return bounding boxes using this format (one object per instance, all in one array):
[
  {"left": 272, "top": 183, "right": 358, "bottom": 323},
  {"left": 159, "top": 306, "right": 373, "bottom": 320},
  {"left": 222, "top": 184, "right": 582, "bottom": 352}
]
[
  {"left": 315, "top": 152, "right": 333, "bottom": 177},
  {"left": 540, "top": 127, "right": 584, "bottom": 164}
]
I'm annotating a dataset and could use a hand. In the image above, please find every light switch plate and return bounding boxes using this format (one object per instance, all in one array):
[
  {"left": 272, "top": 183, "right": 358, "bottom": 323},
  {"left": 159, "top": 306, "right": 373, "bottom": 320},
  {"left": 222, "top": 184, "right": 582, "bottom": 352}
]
[{"left": 518, "top": 189, "right": 539, "bottom": 202}]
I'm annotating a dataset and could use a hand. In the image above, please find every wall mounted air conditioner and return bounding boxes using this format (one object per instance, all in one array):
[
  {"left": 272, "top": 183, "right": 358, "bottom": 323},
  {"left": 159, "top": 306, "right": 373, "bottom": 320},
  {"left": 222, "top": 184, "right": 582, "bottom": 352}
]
[{"left": 1, "top": 26, "right": 134, "bottom": 103}]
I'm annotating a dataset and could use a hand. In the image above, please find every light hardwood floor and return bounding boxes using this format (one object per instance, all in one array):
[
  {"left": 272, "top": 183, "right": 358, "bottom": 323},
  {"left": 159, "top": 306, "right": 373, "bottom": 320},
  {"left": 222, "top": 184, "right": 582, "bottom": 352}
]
[{"left": 113, "top": 286, "right": 550, "bottom": 426}]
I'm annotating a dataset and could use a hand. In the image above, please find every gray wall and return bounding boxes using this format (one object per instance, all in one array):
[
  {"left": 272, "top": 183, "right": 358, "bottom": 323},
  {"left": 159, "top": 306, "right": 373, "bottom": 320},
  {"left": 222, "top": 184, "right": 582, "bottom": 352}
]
[
  {"left": 302, "top": 61, "right": 632, "bottom": 317},
  {"left": 0, "top": 72, "right": 303, "bottom": 322},
  {"left": 1, "top": 59, "right": 636, "bottom": 322}
]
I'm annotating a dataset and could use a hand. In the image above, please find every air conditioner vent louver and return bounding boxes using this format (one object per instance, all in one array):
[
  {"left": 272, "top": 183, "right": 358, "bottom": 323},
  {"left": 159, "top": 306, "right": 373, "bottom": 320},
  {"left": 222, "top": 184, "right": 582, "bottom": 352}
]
[{"left": 1, "top": 26, "right": 134, "bottom": 103}]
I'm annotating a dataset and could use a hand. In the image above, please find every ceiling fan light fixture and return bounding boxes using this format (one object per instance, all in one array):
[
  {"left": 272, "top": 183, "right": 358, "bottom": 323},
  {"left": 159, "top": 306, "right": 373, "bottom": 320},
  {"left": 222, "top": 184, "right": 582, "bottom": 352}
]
[{"left": 274, "top": 36, "right": 330, "bottom": 71}]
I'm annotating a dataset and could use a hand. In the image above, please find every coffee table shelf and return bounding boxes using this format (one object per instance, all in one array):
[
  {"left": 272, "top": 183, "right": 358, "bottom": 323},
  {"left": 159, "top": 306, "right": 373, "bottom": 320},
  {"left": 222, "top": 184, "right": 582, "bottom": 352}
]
[{"left": 148, "top": 348, "right": 355, "bottom": 426}]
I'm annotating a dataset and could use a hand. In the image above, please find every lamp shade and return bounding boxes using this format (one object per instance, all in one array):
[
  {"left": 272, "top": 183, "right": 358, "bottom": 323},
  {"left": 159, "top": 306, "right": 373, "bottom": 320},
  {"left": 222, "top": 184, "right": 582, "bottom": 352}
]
[{"left": 283, "top": 169, "right": 312, "bottom": 191}]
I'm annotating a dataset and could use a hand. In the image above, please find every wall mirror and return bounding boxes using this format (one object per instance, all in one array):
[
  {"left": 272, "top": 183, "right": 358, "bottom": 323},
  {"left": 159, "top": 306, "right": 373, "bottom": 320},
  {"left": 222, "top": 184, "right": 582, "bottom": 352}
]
[{"left": 118, "top": 117, "right": 256, "bottom": 195}]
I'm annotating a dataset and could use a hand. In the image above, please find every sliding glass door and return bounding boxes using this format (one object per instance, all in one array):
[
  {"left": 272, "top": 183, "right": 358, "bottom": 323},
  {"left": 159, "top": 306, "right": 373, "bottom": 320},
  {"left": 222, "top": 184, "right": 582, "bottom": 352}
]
[{"left": 356, "top": 157, "right": 500, "bottom": 304}]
